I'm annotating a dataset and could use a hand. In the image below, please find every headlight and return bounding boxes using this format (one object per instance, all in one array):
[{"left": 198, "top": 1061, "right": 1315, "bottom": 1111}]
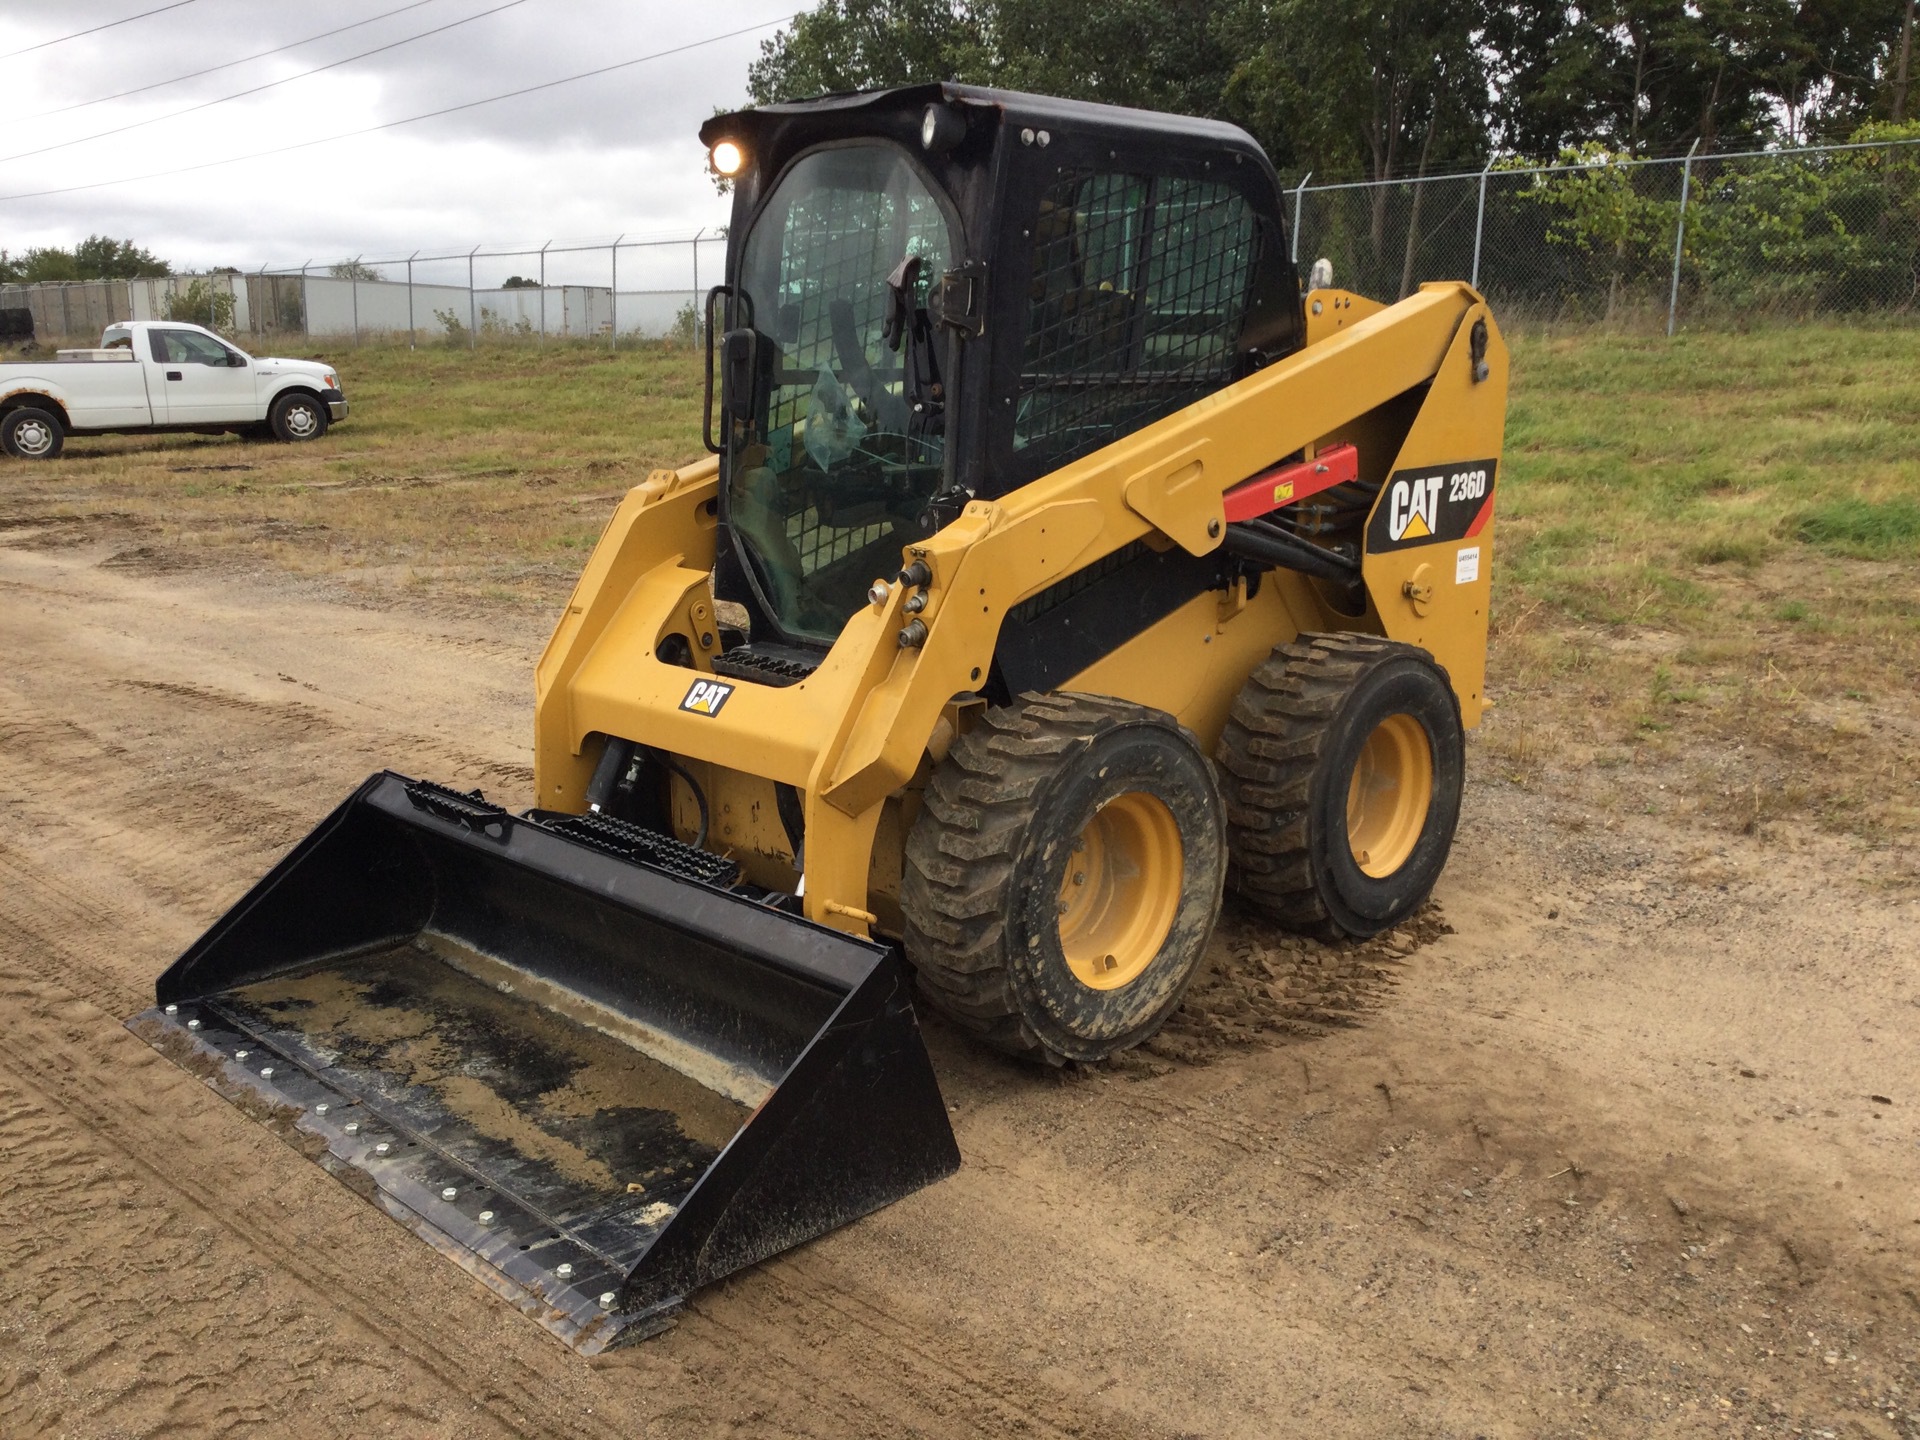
[
  {"left": 920, "top": 103, "right": 964, "bottom": 154},
  {"left": 709, "top": 140, "right": 745, "bottom": 176}
]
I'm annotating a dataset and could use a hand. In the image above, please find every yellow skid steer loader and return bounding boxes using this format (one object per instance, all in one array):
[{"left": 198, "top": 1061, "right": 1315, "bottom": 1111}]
[{"left": 133, "top": 84, "right": 1507, "bottom": 1351}]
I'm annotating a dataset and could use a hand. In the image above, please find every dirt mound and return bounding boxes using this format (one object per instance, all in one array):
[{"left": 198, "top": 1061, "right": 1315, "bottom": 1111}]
[{"left": 1128, "top": 901, "right": 1454, "bottom": 1067}]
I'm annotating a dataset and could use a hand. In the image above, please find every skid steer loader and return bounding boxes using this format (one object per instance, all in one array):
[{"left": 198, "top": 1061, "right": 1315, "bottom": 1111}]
[{"left": 132, "top": 83, "right": 1507, "bottom": 1351}]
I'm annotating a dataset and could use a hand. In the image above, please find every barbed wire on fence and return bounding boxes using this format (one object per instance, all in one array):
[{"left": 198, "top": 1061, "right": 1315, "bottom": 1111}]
[{"left": 6, "top": 136, "right": 1918, "bottom": 348}]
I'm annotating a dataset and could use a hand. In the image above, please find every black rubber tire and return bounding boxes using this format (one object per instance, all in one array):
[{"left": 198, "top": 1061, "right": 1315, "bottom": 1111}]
[
  {"left": 1, "top": 406, "right": 64, "bottom": 460},
  {"left": 1216, "top": 634, "right": 1464, "bottom": 940},
  {"left": 902, "top": 692, "right": 1225, "bottom": 1066},
  {"left": 268, "top": 390, "right": 327, "bottom": 443}
]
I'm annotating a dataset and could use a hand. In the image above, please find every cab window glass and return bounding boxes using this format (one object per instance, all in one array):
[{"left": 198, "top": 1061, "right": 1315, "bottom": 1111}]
[
  {"left": 1016, "top": 173, "right": 1257, "bottom": 471},
  {"left": 158, "top": 329, "right": 235, "bottom": 365}
]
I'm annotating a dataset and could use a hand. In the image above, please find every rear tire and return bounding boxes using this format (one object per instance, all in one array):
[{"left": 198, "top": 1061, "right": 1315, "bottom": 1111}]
[
  {"left": 1, "top": 406, "right": 64, "bottom": 460},
  {"left": 268, "top": 390, "right": 327, "bottom": 443},
  {"left": 1216, "top": 634, "right": 1463, "bottom": 940},
  {"left": 902, "top": 693, "right": 1225, "bottom": 1065}
]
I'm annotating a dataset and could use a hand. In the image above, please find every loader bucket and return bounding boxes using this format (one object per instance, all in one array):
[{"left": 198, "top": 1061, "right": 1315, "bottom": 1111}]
[{"left": 128, "top": 772, "right": 960, "bottom": 1353}]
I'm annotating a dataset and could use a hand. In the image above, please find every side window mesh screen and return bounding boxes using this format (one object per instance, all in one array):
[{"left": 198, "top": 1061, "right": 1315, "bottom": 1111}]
[{"left": 1017, "top": 174, "right": 1257, "bottom": 471}]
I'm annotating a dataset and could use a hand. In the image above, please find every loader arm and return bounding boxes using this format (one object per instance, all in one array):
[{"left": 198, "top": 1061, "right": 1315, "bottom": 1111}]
[{"left": 534, "top": 282, "right": 1507, "bottom": 936}]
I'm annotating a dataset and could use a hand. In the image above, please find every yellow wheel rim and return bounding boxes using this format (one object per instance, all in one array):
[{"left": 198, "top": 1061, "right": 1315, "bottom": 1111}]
[
  {"left": 1057, "top": 791, "right": 1183, "bottom": 991},
  {"left": 1345, "top": 713, "right": 1433, "bottom": 878}
]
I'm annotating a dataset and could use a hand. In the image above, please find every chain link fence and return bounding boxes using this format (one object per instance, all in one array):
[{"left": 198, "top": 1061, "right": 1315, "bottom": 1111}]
[
  {"left": 6, "top": 138, "right": 1916, "bottom": 350},
  {"left": 1293, "top": 136, "right": 1920, "bottom": 331},
  {"left": 2, "top": 232, "right": 725, "bottom": 349}
]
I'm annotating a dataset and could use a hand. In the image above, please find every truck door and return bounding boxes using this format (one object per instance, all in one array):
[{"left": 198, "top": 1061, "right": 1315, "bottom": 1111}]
[
  {"left": 137, "top": 330, "right": 174, "bottom": 422},
  {"left": 147, "top": 328, "right": 258, "bottom": 423}
]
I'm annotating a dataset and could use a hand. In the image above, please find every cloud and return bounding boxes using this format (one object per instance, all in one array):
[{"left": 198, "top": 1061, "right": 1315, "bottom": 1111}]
[{"left": 0, "top": 0, "right": 790, "bottom": 274}]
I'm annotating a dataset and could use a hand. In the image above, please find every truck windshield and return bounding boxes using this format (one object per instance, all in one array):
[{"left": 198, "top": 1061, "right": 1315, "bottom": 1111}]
[{"left": 729, "top": 144, "right": 955, "bottom": 642}]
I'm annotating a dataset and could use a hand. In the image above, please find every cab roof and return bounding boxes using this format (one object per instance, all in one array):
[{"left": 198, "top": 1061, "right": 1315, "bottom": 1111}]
[{"left": 701, "top": 82, "right": 1272, "bottom": 170}]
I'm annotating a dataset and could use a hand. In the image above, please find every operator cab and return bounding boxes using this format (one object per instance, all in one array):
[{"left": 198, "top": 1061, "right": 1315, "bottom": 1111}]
[{"left": 701, "top": 83, "right": 1304, "bottom": 657}]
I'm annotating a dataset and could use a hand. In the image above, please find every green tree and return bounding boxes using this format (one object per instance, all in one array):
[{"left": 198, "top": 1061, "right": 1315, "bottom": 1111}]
[
  {"left": 72, "top": 234, "right": 170, "bottom": 278},
  {"left": 0, "top": 236, "right": 169, "bottom": 282},
  {"left": 329, "top": 259, "right": 383, "bottom": 282}
]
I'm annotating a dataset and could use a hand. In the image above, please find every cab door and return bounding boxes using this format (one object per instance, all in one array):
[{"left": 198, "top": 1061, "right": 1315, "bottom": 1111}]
[{"left": 147, "top": 327, "right": 258, "bottom": 423}]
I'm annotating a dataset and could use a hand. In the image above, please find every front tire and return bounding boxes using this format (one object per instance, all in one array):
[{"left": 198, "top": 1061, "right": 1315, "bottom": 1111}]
[
  {"left": 1216, "top": 634, "right": 1464, "bottom": 939},
  {"left": 268, "top": 391, "right": 327, "bottom": 443},
  {"left": 902, "top": 693, "right": 1226, "bottom": 1065},
  {"left": 1, "top": 406, "right": 64, "bottom": 460}
]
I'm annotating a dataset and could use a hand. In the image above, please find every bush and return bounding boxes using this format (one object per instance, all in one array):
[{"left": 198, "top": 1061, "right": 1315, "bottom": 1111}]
[{"left": 163, "top": 278, "right": 237, "bottom": 333}]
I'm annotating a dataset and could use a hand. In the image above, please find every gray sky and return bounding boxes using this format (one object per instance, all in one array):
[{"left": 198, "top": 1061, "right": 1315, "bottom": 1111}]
[{"left": 0, "top": 0, "right": 796, "bottom": 286}]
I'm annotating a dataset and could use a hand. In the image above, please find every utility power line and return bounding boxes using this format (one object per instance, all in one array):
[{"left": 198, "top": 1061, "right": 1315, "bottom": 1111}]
[
  {"left": 24, "top": 0, "right": 449, "bottom": 119},
  {"left": 0, "top": 0, "right": 531, "bottom": 165},
  {"left": 0, "top": 17, "right": 786, "bottom": 204},
  {"left": 2, "top": 0, "right": 199, "bottom": 58}
]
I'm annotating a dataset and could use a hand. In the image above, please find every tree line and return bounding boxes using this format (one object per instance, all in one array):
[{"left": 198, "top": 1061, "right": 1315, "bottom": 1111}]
[
  {"left": 746, "top": 0, "right": 1920, "bottom": 183},
  {"left": 0, "top": 236, "right": 171, "bottom": 284}
]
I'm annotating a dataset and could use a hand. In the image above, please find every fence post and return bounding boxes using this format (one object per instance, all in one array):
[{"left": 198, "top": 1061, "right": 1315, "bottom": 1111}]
[
  {"left": 350, "top": 256, "right": 362, "bottom": 348},
  {"left": 60, "top": 283, "right": 72, "bottom": 340},
  {"left": 301, "top": 261, "right": 312, "bottom": 343},
  {"left": 610, "top": 234, "right": 624, "bottom": 352},
  {"left": 1667, "top": 138, "right": 1702, "bottom": 337},
  {"left": 1291, "top": 173, "right": 1311, "bottom": 264},
  {"left": 1471, "top": 158, "right": 1493, "bottom": 290},
  {"left": 539, "top": 239, "right": 551, "bottom": 343},
  {"left": 468, "top": 245, "right": 479, "bottom": 350},
  {"left": 406, "top": 250, "right": 418, "bottom": 350},
  {"left": 691, "top": 229, "right": 705, "bottom": 342}
]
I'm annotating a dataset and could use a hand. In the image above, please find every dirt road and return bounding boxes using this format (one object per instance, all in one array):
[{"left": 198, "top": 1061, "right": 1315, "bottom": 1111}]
[{"left": 2, "top": 524, "right": 1916, "bottom": 1439}]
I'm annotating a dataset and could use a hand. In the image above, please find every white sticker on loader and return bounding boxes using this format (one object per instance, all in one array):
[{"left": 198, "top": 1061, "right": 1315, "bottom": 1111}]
[{"left": 1455, "top": 546, "right": 1481, "bottom": 585}]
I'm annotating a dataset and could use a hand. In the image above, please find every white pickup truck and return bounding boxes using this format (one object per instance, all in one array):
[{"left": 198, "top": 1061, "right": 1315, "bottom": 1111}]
[{"left": 0, "top": 320, "right": 348, "bottom": 460}]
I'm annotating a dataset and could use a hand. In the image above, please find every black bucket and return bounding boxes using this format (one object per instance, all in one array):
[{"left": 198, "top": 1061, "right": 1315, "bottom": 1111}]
[{"left": 129, "top": 772, "right": 960, "bottom": 1352}]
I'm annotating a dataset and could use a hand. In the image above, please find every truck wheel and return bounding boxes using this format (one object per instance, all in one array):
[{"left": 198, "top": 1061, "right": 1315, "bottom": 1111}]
[
  {"left": 268, "top": 391, "right": 327, "bottom": 443},
  {"left": 902, "top": 693, "right": 1225, "bottom": 1065},
  {"left": 1, "top": 406, "right": 64, "bottom": 460},
  {"left": 1216, "top": 634, "right": 1464, "bottom": 940}
]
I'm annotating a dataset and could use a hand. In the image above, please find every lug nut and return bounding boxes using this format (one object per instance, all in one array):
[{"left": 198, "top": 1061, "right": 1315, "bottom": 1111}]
[
  {"left": 441, "top": 1186, "right": 458, "bottom": 1200},
  {"left": 186, "top": 1018, "right": 201, "bottom": 1030},
  {"left": 478, "top": 1209, "right": 495, "bottom": 1223},
  {"left": 235, "top": 1050, "right": 249, "bottom": 1060},
  {"left": 599, "top": 1291, "right": 617, "bottom": 1310},
  {"left": 556, "top": 1263, "right": 574, "bottom": 1279},
  {"left": 314, "top": 1103, "right": 329, "bottom": 1116},
  {"left": 1072, "top": 872, "right": 1085, "bottom": 886},
  {"left": 163, "top": 1004, "right": 178, "bottom": 1015},
  {"left": 374, "top": 1141, "right": 391, "bottom": 1155},
  {"left": 343, "top": 1121, "right": 360, "bottom": 1135},
  {"left": 260, "top": 1066, "right": 275, "bottom": 1079}
]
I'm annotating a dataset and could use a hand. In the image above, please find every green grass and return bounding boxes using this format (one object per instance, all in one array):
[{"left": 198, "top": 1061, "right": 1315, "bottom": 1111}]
[
  {"left": 1793, "top": 496, "right": 1920, "bottom": 557},
  {"left": 4, "top": 325, "right": 1915, "bottom": 851},
  {"left": 1493, "top": 324, "right": 1920, "bottom": 849}
]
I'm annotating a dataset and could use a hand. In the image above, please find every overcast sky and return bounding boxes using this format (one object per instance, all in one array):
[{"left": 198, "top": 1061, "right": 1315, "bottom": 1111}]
[{"left": 0, "top": 0, "right": 797, "bottom": 287}]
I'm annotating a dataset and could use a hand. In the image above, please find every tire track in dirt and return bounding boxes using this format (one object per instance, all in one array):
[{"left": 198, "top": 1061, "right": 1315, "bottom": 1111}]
[
  {"left": 0, "top": 953, "right": 696, "bottom": 1440},
  {"left": 5, "top": 540, "right": 1918, "bottom": 1438}
]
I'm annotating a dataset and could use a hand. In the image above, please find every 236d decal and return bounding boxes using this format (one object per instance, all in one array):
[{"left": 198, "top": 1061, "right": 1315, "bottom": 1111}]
[{"left": 1366, "top": 459, "right": 1499, "bottom": 553}]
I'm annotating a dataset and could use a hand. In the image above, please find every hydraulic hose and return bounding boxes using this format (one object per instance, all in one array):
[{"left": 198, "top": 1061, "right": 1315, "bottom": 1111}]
[
  {"left": 658, "top": 752, "right": 711, "bottom": 851},
  {"left": 1221, "top": 520, "right": 1360, "bottom": 585}
]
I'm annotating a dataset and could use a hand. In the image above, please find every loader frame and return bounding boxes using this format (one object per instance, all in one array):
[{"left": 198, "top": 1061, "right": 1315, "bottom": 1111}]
[{"left": 535, "top": 281, "right": 1508, "bottom": 939}]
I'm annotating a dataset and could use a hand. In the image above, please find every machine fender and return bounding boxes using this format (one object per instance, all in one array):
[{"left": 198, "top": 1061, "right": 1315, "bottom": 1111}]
[{"left": 818, "top": 498, "right": 1106, "bottom": 818}]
